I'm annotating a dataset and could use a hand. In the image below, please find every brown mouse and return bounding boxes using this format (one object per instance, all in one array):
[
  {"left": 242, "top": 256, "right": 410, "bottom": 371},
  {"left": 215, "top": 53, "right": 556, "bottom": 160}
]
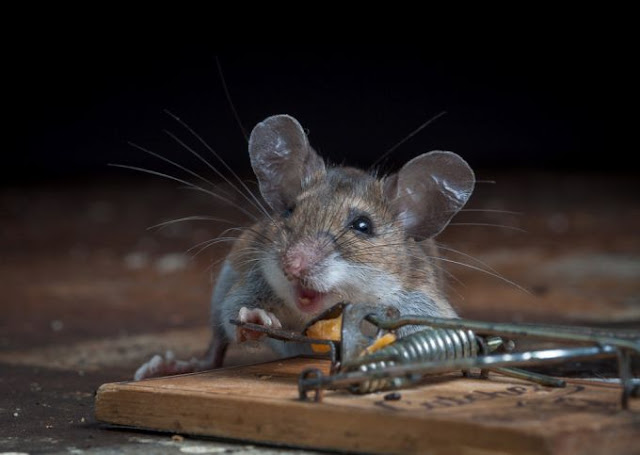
[{"left": 134, "top": 114, "right": 474, "bottom": 380}]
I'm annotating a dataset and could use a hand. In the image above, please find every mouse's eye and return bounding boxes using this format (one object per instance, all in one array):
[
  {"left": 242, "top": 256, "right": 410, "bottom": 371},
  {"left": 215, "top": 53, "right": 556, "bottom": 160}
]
[
  {"left": 349, "top": 215, "right": 374, "bottom": 236},
  {"left": 282, "top": 206, "right": 295, "bottom": 219}
]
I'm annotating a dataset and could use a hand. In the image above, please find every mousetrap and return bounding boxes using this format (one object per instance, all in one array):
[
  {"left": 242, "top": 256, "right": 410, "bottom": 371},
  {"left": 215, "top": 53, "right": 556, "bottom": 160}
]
[{"left": 96, "top": 304, "right": 640, "bottom": 454}]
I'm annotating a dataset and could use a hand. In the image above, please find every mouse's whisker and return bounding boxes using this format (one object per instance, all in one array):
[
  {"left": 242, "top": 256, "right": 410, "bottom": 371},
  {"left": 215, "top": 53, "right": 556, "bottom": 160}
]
[
  {"left": 234, "top": 257, "right": 263, "bottom": 269},
  {"left": 109, "top": 163, "right": 258, "bottom": 222},
  {"left": 126, "top": 141, "right": 234, "bottom": 200},
  {"left": 163, "top": 110, "right": 275, "bottom": 225},
  {"left": 189, "top": 236, "right": 263, "bottom": 262},
  {"left": 186, "top": 225, "right": 266, "bottom": 255},
  {"left": 448, "top": 208, "right": 523, "bottom": 215},
  {"left": 348, "top": 253, "right": 467, "bottom": 302},
  {"left": 369, "top": 110, "right": 448, "bottom": 172},
  {"left": 204, "top": 252, "right": 254, "bottom": 276},
  {"left": 448, "top": 222, "right": 526, "bottom": 233},
  {"left": 343, "top": 240, "right": 516, "bottom": 293},
  {"left": 226, "top": 226, "right": 273, "bottom": 246},
  {"left": 187, "top": 237, "right": 239, "bottom": 257},
  {"left": 163, "top": 129, "right": 272, "bottom": 222},
  {"left": 215, "top": 56, "right": 249, "bottom": 142},
  {"left": 434, "top": 242, "right": 501, "bottom": 275},
  {"left": 148, "top": 215, "right": 239, "bottom": 231},
  {"left": 423, "top": 255, "right": 530, "bottom": 295}
]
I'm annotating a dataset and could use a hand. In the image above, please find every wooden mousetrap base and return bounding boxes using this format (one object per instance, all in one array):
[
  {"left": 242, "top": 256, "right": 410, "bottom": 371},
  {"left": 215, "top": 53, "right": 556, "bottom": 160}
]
[{"left": 95, "top": 357, "right": 640, "bottom": 454}]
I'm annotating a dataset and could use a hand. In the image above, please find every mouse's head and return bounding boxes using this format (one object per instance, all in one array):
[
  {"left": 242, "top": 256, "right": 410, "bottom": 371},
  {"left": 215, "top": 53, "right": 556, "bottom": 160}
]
[{"left": 249, "top": 115, "right": 474, "bottom": 316}]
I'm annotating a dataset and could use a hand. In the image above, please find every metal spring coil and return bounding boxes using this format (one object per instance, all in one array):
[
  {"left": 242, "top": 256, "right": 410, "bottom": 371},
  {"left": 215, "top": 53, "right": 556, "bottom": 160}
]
[{"left": 349, "top": 327, "right": 478, "bottom": 393}]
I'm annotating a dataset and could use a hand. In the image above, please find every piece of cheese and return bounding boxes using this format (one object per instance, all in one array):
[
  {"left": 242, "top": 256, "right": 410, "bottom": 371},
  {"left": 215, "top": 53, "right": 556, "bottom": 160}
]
[
  {"left": 306, "top": 314, "right": 342, "bottom": 353},
  {"left": 363, "top": 333, "right": 397, "bottom": 355}
]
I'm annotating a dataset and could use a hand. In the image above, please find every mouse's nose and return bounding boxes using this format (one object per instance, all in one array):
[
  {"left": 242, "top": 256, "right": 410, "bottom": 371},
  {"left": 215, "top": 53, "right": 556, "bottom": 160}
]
[
  {"left": 281, "top": 236, "right": 330, "bottom": 280},
  {"left": 282, "top": 250, "right": 307, "bottom": 279}
]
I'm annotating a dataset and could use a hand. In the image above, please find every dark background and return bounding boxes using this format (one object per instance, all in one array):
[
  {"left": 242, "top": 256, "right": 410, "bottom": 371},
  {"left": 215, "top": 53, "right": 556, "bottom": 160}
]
[{"left": 12, "top": 48, "right": 632, "bottom": 185}]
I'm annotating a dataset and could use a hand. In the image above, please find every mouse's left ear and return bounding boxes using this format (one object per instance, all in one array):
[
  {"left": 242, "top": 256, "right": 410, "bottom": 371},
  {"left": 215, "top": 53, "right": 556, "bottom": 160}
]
[
  {"left": 384, "top": 151, "right": 475, "bottom": 239},
  {"left": 249, "top": 115, "right": 325, "bottom": 212}
]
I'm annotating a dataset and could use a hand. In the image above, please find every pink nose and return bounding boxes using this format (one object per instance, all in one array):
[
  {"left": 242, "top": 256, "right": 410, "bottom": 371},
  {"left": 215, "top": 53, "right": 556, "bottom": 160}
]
[
  {"left": 283, "top": 251, "right": 308, "bottom": 279},
  {"left": 282, "top": 240, "right": 324, "bottom": 280}
]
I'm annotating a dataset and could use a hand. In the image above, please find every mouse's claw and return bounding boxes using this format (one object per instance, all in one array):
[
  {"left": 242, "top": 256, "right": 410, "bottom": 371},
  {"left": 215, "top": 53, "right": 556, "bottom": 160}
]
[{"left": 236, "top": 307, "right": 282, "bottom": 342}]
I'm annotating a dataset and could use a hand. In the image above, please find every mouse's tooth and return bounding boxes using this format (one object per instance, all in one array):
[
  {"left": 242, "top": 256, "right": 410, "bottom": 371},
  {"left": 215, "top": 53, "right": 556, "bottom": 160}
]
[{"left": 299, "top": 297, "right": 311, "bottom": 305}]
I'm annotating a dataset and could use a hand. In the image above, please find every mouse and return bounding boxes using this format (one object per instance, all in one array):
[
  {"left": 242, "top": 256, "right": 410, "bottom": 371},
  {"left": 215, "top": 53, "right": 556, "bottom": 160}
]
[{"left": 134, "top": 114, "right": 475, "bottom": 380}]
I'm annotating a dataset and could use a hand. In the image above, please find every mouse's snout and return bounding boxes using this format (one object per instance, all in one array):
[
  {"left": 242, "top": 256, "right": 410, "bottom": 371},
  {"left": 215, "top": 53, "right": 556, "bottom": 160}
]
[{"left": 281, "top": 234, "right": 333, "bottom": 281}]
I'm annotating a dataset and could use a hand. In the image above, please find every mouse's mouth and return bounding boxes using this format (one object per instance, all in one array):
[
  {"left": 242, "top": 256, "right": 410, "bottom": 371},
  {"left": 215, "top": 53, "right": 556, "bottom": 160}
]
[{"left": 295, "top": 285, "right": 326, "bottom": 313}]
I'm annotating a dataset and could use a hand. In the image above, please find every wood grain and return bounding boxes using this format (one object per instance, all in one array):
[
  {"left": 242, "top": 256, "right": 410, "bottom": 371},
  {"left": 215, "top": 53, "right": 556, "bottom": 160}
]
[{"left": 95, "top": 357, "right": 640, "bottom": 454}]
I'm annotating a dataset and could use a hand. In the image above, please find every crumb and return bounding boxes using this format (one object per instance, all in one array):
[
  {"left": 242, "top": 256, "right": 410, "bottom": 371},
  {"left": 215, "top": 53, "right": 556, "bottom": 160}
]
[{"left": 384, "top": 392, "right": 402, "bottom": 401}]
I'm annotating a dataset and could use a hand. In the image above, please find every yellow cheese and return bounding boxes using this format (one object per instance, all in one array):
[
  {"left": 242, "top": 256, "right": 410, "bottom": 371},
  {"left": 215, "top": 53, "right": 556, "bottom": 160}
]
[
  {"left": 306, "top": 315, "right": 342, "bottom": 353},
  {"left": 363, "top": 333, "right": 397, "bottom": 355}
]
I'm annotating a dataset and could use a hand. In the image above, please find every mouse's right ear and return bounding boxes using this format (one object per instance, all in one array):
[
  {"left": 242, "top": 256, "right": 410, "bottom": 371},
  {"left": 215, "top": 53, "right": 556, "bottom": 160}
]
[
  {"left": 249, "top": 115, "right": 326, "bottom": 212},
  {"left": 384, "top": 151, "right": 475, "bottom": 239}
]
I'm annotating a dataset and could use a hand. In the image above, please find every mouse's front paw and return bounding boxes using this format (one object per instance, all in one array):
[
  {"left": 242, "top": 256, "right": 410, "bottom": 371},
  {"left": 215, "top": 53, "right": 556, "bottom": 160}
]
[{"left": 236, "top": 307, "right": 282, "bottom": 343}]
